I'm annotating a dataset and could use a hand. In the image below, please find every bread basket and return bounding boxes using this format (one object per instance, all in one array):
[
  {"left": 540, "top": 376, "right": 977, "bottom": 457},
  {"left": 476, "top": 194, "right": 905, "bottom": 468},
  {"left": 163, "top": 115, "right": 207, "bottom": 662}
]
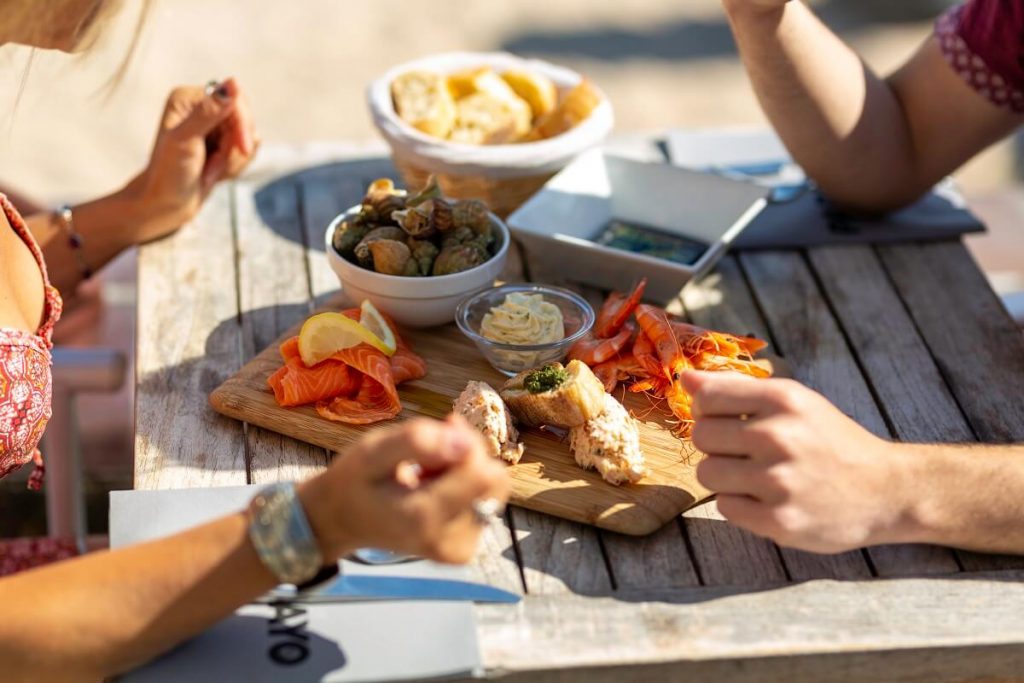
[{"left": 367, "top": 52, "right": 614, "bottom": 217}]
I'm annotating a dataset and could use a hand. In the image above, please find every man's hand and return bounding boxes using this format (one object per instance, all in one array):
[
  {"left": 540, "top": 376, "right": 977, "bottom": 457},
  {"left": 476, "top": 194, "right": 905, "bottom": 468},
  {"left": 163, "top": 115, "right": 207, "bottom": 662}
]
[{"left": 684, "top": 371, "right": 909, "bottom": 554}]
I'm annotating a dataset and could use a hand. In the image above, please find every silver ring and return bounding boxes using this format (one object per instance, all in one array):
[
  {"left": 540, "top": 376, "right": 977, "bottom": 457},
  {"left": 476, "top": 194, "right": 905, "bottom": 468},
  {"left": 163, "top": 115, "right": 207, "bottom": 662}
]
[
  {"left": 471, "top": 497, "right": 505, "bottom": 525},
  {"left": 203, "top": 79, "right": 220, "bottom": 97}
]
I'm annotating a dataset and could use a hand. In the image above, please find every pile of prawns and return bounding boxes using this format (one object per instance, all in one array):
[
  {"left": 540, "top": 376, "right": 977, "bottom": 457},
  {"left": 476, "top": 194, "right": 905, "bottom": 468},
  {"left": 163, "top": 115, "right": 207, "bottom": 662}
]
[{"left": 567, "top": 279, "right": 772, "bottom": 436}]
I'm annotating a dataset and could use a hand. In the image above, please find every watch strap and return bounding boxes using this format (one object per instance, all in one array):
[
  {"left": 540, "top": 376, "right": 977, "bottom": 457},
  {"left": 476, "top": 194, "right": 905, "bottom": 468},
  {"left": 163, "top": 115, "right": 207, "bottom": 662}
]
[{"left": 248, "top": 482, "right": 325, "bottom": 585}]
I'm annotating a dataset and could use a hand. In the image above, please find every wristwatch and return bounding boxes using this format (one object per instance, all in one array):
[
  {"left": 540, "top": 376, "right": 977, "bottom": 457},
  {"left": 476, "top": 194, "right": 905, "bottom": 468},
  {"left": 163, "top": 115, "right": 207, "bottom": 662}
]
[{"left": 247, "top": 482, "right": 331, "bottom": 586}]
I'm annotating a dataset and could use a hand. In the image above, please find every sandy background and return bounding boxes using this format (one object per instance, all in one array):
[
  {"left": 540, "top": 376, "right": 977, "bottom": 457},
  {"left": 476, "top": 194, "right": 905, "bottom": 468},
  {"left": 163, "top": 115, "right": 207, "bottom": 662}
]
[{"left": 0, "top": 0, "right": 1018, "bottom": 203}]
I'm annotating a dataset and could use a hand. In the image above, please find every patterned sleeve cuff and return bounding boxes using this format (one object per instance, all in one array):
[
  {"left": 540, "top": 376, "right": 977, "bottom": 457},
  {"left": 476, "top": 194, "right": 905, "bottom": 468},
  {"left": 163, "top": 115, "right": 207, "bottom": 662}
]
[{"left": 935, "top": 4, "right": 1024, "bottom": 113}]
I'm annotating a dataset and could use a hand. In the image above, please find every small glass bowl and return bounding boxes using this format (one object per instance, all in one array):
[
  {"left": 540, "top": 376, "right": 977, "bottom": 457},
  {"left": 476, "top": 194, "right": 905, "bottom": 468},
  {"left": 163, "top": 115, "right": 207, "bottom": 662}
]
[{"left": 456, "top": 284, "right": 595, "bottom": 377}]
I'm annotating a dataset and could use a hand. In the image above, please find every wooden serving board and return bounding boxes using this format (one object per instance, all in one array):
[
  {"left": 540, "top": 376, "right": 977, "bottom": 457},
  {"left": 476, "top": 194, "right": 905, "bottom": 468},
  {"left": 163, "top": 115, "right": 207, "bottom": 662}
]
[{"left": 210, "top": 320, "right": 710, "bottom": 536}]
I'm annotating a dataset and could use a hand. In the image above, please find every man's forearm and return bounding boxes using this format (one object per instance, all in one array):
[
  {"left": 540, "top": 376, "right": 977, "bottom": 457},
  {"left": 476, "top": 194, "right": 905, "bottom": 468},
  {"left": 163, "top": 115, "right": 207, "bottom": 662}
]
[
  {"left": 722, "top": 1, "right": 917, "bottom": 210},
  {"left": 888, "top": 443, "right": 1024, "bottom": 554},
  {"left": 0, "top": 512, "right": 278, "bottom": 682}
]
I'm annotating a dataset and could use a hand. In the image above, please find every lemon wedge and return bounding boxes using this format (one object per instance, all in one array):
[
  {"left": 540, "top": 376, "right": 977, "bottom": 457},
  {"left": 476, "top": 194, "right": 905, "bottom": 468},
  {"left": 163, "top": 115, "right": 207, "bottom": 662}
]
[
  {"left": 298, "top": 309, "right": 395, "bottom": 367},
  {"left": 358, "top": 300, "right": 397, "bottom": 355}
]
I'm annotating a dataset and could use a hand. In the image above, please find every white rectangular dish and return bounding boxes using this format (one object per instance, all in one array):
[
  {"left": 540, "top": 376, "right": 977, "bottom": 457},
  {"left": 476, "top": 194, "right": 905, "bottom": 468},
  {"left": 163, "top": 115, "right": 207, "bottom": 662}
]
[{"left": 506, "top": 149, "right": 770, "bottom": 301}]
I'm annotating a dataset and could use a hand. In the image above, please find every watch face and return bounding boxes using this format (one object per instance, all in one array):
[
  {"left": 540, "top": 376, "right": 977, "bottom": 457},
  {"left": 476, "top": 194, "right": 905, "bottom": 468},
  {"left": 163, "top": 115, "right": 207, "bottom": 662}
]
[{"left": 249, "top": 483, "right": 325, "bottom": 585}]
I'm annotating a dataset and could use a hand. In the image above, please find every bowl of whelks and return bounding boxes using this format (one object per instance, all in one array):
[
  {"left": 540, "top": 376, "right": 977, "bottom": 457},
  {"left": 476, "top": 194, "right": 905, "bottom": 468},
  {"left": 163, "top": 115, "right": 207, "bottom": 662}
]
[
  {"left": 325, "top": 175, "right": 510, "bottom": 328},
  {"left": 367, "top": 51, "right": 614, "bottom": 216}
]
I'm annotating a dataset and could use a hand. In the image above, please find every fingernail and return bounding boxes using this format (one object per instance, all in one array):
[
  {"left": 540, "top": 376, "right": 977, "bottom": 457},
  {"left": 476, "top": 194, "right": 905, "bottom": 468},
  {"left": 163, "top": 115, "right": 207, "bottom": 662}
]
[{"left": 445, "top": 429, "right": 470, "bottom": 461}]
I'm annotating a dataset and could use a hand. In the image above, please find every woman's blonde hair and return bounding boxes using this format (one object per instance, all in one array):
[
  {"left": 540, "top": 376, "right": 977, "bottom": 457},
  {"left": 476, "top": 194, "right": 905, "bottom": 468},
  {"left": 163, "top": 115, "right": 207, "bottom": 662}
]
[{"left": 4, "top": 0, "right": 151, "bottom": 87}]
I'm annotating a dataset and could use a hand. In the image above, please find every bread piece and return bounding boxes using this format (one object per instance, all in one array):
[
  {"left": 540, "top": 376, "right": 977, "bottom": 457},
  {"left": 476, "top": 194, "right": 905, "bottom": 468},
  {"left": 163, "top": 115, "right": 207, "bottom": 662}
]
[
  {"left": 524, "top": 79, "right": 601, "bottom": 141},
  {"left": 501, "top": 360, "right": 606, "bottom": 429},
  {"left": 391, "top": 70, "right": 456, "bottom": 139},
  {"left": 453, "top": 381, "right": 524, "bottom": 464},
  {"left": 447, "top": 66, "right": 492, "bottom": 100},
  {"left": 445, "top": 68, "right": 532, "bottom": 139},
  {"left": 501, "top": 69, "right": 557, "bottom": 119},
  {"left": 569, "top": 393, "right": 646, "bottom": 485},
  {"left": 448, "top": 93, "right": 519, "bottom": 145}
]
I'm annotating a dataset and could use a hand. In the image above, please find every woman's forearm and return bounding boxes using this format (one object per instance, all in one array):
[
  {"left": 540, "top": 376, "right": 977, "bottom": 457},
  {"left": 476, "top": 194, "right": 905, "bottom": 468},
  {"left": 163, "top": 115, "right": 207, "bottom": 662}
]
[
  {"left": 23, "top": 176, "right": 157, "bottom": 296},
  {"left": 890, "top": 443, "right": 1024, "bottom": 554},
  {"left": 722, "top": 1, "right": 917, "bottom": 210},
  {"left": 0, "top": 511, "right": 278, "bottom": 683}
]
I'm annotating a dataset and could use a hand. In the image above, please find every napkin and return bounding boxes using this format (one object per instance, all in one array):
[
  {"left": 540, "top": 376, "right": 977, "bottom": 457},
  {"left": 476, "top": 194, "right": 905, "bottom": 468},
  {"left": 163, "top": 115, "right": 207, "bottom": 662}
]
[
  {"left": 109, "top": 486, "right": 482, "bottom": 682},
  {"left": 664, "top": 128, "right": 985, "bottom": 249}
]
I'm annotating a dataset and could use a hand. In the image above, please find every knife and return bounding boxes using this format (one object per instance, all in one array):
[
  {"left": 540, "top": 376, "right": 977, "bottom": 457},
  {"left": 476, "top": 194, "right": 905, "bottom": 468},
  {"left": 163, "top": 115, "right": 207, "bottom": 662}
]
[{"left": 260, "top": 574, "right": 521, "bottom": 605}]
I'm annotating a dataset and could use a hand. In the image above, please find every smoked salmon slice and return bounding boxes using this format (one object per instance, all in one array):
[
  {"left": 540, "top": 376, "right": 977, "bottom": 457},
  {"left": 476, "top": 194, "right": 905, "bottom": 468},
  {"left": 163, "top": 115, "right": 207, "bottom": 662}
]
[
  {"left": 317, "top": 343, "right": 402, "bottom": 423},
  {"left": 391, "top": 342, "right": 427, "bottom": 384},
  {"left": 268, "top": 310, "right": 426, "bottom": 425},
  {"left": 267, "top": 338, "right": 359, "bottom": 407},
  {"left": 317, "top": 375, "right": 401, "bottom": 424},
  {"left": 339, "top": 307, "right": 427, "bottom": 383}
]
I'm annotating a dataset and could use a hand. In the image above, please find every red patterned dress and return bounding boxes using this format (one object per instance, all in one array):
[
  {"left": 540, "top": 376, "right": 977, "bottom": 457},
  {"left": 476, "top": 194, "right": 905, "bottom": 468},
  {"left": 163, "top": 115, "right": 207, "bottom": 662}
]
[
  {"left": 935, "top": 0, "right": 1024, "bottom": 113},
  {"left": 0, "top": 194, "right": 77, "bottom": 576}
]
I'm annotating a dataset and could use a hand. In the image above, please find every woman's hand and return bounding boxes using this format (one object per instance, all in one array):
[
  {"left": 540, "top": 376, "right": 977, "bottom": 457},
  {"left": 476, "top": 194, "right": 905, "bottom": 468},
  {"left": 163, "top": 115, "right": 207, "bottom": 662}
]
[
  {"left": 133, "top": 77, "right": 258, "bottom": 243},
  {"left": 685, "top": 371, "right": 910, "bottom": 554},
  {"left": 298, "top": 415, "right": 511, "bottom": 564}
]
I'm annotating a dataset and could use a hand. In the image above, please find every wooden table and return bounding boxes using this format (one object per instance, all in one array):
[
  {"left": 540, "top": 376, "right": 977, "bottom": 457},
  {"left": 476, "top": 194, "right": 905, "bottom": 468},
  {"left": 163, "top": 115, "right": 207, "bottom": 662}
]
[{"left": 135, "top": 137, "right": 1024, "bottom": 682}]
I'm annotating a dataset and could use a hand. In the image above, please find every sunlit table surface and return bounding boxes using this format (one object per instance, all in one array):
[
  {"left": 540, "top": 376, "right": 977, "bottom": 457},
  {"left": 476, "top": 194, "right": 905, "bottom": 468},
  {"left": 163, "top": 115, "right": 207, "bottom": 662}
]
[{"left": 134, "top": 135, "right": 1024, "bottom": 682}]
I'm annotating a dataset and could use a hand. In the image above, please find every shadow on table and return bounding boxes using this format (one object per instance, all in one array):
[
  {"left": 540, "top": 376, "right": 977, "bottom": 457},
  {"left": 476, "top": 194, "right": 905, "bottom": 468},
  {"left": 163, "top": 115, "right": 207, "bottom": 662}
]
[
  {"left": 501, "top": 505, "right": 1024, "bottom": 603},
  {"left": 253, "top": 155, "right": 397, "bottom": 252},
  {"left": 127, "top": 613, "right": 347, "bottom": 680},
  {"left": 135, "top": 300, "right": 314, "bottom": 482},
  {"left": 500, "top": 0, "right": 942, "bottom": 63}
]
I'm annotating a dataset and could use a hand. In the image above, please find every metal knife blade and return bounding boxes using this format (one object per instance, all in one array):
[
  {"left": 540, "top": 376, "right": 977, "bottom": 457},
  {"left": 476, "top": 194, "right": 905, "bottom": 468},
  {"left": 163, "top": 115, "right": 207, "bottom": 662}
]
[{"left": 272, "top": 575, "right": 521, "bottom": 605}]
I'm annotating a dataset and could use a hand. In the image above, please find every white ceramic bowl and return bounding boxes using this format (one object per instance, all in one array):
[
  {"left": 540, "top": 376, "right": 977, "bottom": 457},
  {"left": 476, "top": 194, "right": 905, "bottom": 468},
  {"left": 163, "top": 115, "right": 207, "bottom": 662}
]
[{"left": 324, "top": 205, "right": 510, "bottom": 328}]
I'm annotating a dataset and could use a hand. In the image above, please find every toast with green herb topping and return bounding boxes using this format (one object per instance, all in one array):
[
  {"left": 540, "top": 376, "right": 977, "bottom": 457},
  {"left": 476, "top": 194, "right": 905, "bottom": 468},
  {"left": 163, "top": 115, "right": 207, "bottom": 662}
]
[{"left": 500, "top": 360, "right": 606, "bottom": 428}]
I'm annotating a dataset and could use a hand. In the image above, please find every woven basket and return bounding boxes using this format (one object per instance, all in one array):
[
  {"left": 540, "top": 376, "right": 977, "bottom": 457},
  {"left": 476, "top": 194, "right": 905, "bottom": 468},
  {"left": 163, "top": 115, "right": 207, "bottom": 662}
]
[{"left": 368, "top": 52, "right": 614, "bottom": 218}]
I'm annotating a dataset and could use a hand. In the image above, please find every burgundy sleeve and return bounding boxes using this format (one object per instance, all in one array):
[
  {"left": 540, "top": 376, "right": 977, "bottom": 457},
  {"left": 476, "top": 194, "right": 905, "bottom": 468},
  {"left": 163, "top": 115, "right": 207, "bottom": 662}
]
[{"left": 935, "top": 0, "right": 1024, "bottom": 113}]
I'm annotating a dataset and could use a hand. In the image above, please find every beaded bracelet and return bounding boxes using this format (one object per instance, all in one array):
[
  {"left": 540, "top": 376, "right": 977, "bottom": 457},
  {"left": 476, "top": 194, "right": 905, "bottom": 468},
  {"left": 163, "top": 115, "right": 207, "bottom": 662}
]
[{"left": 54, "top": 204, "right": 93, "bottom": 281}]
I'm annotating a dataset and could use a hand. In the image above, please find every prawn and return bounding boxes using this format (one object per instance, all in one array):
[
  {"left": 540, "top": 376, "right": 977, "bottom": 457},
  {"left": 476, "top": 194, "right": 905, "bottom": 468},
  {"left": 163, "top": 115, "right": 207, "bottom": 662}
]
[
  {"left": 593, "top": 278, "right": 647, "bottom": 338},
  {"left": 634, "top": 305, "right": 690, "bottom": 382},
  {"left": 568, "top": 323, "right": 634, "bottom": 366},
  {"left": 670, "top": 321, "right": 767, "bottom": 359},
  {"left": 593, "top": 353, "right": 647, "bottom": 393},
  {"left": 631, "top": 330, "right": 664, "bottom": 379}
]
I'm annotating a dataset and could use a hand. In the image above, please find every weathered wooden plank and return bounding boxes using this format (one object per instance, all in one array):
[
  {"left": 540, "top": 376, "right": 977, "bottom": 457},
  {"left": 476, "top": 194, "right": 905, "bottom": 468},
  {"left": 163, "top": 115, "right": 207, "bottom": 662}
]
[
  {"left": 878, "top": 241, "right": 1024, "bottom": 571},
  {"left": 601, "top": 520, "right": 701, "bottom": 590},
  {"left": 298, "top": 177, "right": 347, "bottom": 304},
  {"left": 475, "top": 572, "right": 1024, "bottom": 681},
  {"left": 242, "top": 140, "right": 391, "bottom": 185},
  {"left": 234, "top": 180, "right": 329, "bottom": 484},
  {"left": 806, "top": 245, "right": 962, "bottom": 575},
  {"left": 465, "top": 512, "right": 525, "bottom": 595},
  {"left": 506, "top": 264, "right": 612, "bottom": 594},
  {"left": 737, "top": 251, "right": 879, "bottom": 580},
  {"left": 877, "top": 241, "right": 1024, "bottom": 442},
  {"left": 510, "top": 510, "right": 613, "bottom": 595},
  {"left": 473, "top": 646, "right": 1024, "bottom": 683},
  {"left": 135, "top": 186, "right": 247, "bottom": 490},
  {"left": 681, "top": 256, "right": 793, "bottom": 586}
]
